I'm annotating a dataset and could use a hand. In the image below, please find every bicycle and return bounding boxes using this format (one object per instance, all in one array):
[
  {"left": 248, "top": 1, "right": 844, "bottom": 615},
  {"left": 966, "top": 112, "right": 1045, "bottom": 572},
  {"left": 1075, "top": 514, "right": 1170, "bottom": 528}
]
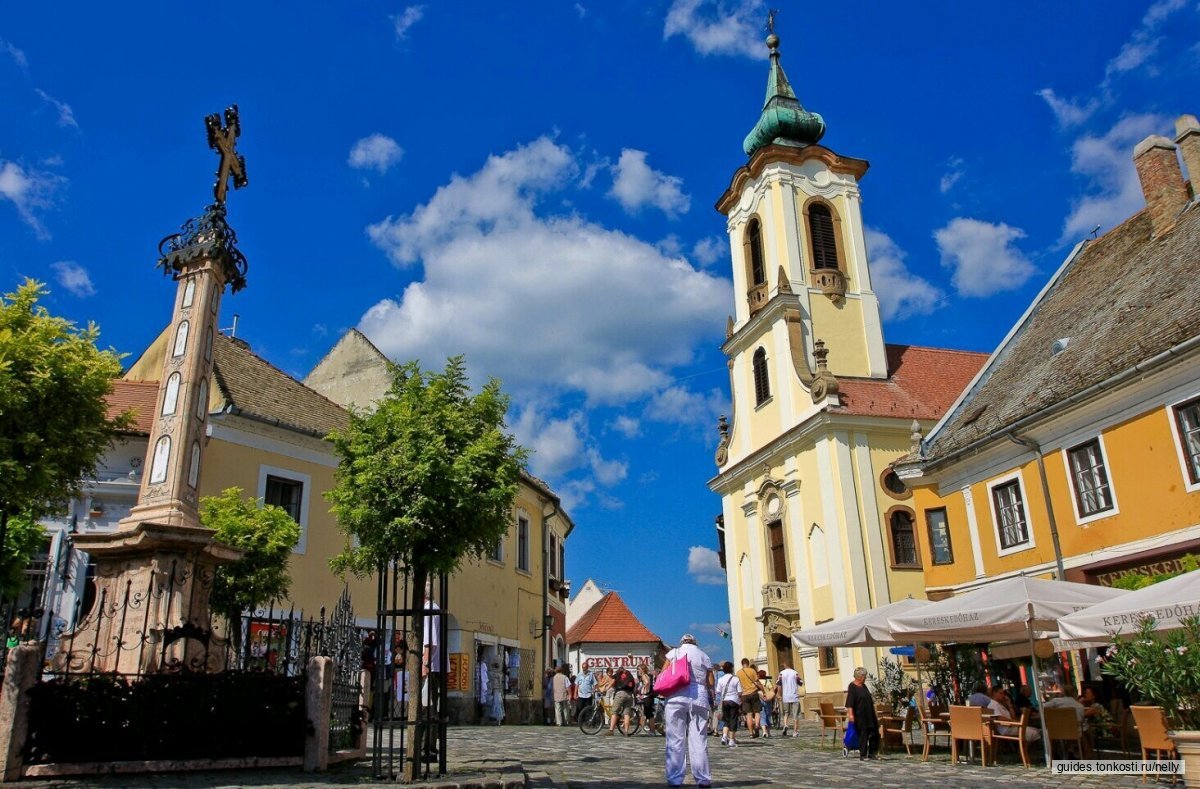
[{"left": 578, "top": 695, "right": 640, "bottom": 735}]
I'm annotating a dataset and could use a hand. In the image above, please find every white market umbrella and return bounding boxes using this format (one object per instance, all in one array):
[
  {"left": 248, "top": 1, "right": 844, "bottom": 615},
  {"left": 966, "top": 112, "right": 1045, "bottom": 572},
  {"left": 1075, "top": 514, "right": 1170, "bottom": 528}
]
[
  {"left": 887, "top": 575, "right": 1126, "bottom": 767},
  {"left": 887, "top": 575, "right": 1126, "bottom": 643},
  {"left": 1058, "top": 568, "right": 1200, "bottom": 647},
  {"left": 793, "top": 597, "right": 931, "bottom": 647}
]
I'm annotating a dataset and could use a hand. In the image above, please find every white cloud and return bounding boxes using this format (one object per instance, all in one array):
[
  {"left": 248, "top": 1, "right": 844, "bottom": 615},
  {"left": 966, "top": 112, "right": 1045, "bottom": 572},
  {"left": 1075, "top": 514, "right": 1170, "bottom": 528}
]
[
  {"left": 1061, "top": 113, "right": 1169, "bottom": 242},
  {"left": 0, "top": 159, "right": 65, "bottom": 238},
  {"left": 938, "top": 157, "right": 965, "bottom": 194},
  {"left": 687, "top": 546, "right": 725, "bottom": 585},
  {"left": 644, "top": 385, "right": 726, "bottom": 429},
  {"left": 362, "top": 136, "right": 729, "bottom": 408},
  {"left": 348, "top": 134, "right": 404, "bottom": 174},
  {"left": 864, "top": 228, "right": 943, "bottom": 320},
  {"left": 691, "top": 236, "right": 725, "bottom": 267},
  {"left": 588, "top": 448, "right": 627, "bottom": 486},
  {"left": 610, "top": 415, "right": 641, "bottom": 438},
  {"left": 608, "top": 149, "right": 690, "bottom": 217},
  {"left": 934, "top": 218, "right": 1036, "bottom": 298},
  {"left": 1105, "top": 0, "right": 1187, "bottom": 80},
  {"left": 574, "top": 3, "right": 587, "bottom": 18},
  {"left": 1036, "top": 88, "right": 1101, "bottom": 128},
  {"left": 511, "top": 405, "right": 626, "bottom": 499},
  {"left": 0, "top": 39, "right": 27, "bottom": 70},
  {"left": 391, "top": 5, "right": 425, "bottom": 39},
  {"left": 50, "top": 260, "right": 94, "bottom": 297},
  {"left": 664, "top": 0, "right": 767, "bottom": 60},
  {"left": 34, "top": 89, "right": 77, "bottom": 129}
]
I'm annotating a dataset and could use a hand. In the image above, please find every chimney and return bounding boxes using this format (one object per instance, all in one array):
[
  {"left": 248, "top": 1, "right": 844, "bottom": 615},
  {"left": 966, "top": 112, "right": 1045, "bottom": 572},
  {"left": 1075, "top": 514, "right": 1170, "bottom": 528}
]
[
  {"left": 1176, "top": 114, "right": 1200, "bottom": 198},
  {"left": 1134, "top": 134, "right": 1190, "bottom": 236}
]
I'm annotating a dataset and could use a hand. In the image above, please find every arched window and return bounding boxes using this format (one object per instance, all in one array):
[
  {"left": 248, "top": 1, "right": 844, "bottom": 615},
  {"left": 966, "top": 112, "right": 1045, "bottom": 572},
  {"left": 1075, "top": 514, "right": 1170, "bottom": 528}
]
[
  {"left": 888, "top": 508, "right": 921, "bottom": 568},
  {"left": 809, "top": 203, "right": 839, "bottom": 270},
  {"left": 182, "top": 279, "right": 195, "bottom": 309},
  {"left": 162, "top": 372, "right": 181, "bottom": 416},
  {"left": 195, "top": 377, "right": 208, "bottom": 421},
  {"left": 746, "top": 219, "right": 765, "bottom": 286},
  {"left": 149, "top": 436, "right": 171, "bottom": 484},
  {"left": 172, "top": 320, "right": 189, "bottom": 357},
  {"left": 187, "top": 441, "right": 201, "bottom": 488},
  {"left": 753, "top": 347, "right": 770, "bottom": 405}
]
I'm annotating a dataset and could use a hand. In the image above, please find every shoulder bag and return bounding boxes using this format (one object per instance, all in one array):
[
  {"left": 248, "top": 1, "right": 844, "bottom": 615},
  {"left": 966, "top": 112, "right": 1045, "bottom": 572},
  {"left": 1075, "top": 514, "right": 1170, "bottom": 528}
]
[{"left": 653, "top": 650, "right": 692, "bottom": 695}]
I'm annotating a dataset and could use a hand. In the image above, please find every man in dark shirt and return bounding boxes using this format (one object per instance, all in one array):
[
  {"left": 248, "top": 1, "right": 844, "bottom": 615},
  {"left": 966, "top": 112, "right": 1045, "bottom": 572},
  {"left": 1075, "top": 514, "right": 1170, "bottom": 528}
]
[{"left": 607, "top": 666, "right": 638, "bottom": 735}]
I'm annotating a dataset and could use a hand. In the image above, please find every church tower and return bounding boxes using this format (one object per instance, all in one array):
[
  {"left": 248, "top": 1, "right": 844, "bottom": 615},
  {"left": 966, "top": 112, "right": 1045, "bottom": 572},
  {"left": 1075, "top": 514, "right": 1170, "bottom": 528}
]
[{"left": 715, "top": 30, "right": 887, "bottom": 469}]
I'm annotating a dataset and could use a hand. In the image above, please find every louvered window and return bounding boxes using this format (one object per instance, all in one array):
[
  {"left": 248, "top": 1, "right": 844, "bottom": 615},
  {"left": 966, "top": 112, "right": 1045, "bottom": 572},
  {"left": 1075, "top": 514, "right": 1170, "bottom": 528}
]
[
  {"left": 753, "top": 347, "right": 770, "bottom": 405},
  {"left": 747, "top": 220, "right": 765, "bottom": 286},
  {"left": 809, "top": 203, "right": 838, "bottom": 270}
]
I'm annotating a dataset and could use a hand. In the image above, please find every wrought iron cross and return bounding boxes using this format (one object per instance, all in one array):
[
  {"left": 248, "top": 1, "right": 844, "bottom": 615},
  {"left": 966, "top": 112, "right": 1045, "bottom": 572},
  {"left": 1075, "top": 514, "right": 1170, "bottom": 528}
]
[
  {"left": 205, "top": 105, "right": 248, "bottom": 205},
  {"left": 767, "top": 8, "right": 778, "bottom": 35}
]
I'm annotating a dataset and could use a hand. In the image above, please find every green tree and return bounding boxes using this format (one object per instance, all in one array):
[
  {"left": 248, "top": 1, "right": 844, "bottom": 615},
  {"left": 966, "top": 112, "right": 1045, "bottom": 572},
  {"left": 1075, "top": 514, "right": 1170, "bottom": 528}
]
[
  {"left": 0, "top": 513, "right": 46, "bottom": 600},
  {"left": 0, "top": 280, "right": 130, "bottom": 575},
  {"left": 326, "top": 355, "right": 524, "bottom": 779},
  {"left": 200, "top": 488, "right": 300, "bottom": 640}
]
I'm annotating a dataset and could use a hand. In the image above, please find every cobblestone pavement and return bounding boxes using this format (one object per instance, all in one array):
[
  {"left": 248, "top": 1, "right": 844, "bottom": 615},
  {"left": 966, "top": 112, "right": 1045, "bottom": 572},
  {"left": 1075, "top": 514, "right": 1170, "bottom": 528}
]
[{"left": 23, "top": 721, "right": 1159, "bottom": 788}]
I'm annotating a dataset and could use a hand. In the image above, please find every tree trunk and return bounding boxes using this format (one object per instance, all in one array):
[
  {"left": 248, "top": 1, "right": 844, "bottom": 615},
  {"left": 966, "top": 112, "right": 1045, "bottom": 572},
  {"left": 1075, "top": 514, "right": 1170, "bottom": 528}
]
[{"left": 402, "top": 565, "right": 427, "bottom": 783}]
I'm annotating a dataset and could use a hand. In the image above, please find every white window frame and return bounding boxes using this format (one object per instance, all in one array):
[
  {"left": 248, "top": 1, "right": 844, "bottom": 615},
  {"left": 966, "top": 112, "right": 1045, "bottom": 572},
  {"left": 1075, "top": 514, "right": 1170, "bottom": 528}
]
[
  {"left": 1061, "top": 434, "right": 1120, "bottom": 526},
  {"left": 488, "top": 524, "right": 505, "bottom": 566},
  {"left": 986, "top": 470, "right": 1036, "bottom": 557},
  {"left": 257, "top": 464, "right": 311, "bottom": 555},
  {"left": 1167, "top": 393, "right": 1200, "bottom": 494}
]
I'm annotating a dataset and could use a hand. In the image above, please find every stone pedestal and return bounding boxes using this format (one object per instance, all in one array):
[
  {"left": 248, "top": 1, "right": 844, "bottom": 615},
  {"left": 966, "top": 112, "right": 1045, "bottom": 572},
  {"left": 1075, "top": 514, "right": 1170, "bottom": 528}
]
[
  {"left": 1171, "top": 730, "right": 1200, "bottom": 787},
  {"left": 54, "top": 522, "right": 241, "bottom": 675}
]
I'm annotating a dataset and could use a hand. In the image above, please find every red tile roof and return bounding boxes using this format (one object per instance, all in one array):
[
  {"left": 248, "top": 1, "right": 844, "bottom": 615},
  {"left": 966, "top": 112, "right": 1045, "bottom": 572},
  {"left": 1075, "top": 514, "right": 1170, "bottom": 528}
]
[
  {"left": 566, "top": 592, "right": 663, "bottom": 646},
  {"left": 106, "top": 380, "right": 159, "bottom": 435},
  {"left": 831, "top": 344, "right": 987, "bottom": 421}
]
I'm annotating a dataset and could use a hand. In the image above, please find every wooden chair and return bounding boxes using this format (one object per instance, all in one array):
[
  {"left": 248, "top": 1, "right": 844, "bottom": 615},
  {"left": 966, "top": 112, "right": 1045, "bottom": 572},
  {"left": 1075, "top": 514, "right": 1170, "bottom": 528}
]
[
  {"left": 918, "top": 704, "right": 952, "bottom": 762},
  {"left": 949, "top": 705, "right": 992, "bottom": 766},
  {"left": 989, "top": 707, "right": 1035, "bottom": 767},
  {"left": 880, "top": 706, "right": 916, "bottom": 755},
  {"left": 1044, "top": 707, "right": 1084, "bottom": 760},
  {"left": 819, "top": 701, "right": 844, "bottom": 747},
  {"left": 1130, "top": 706, "right": 1178, "bottom": 784}
]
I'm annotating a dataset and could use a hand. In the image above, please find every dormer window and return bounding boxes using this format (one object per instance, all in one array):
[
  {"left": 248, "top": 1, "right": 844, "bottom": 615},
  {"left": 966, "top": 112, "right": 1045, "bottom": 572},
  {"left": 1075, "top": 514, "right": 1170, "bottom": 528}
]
[
  {"left": 753, "top": 347, "right": 771, "bottom": 405},
  {"left": 809, "top": 203, "right": 838, "bottom": 270}
]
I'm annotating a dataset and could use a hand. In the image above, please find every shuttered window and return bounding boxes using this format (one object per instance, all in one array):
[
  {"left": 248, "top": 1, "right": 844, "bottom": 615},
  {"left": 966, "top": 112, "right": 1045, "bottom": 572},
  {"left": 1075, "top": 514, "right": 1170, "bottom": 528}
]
[
  {"left": 747, "top": 219, "right": 765, "bottom": 286},
  {"left": 809, "top": 203, "right": 838, "bottom": 270},
  {"left": 753, "top": 347, "right": 770, "bottom": 405}
]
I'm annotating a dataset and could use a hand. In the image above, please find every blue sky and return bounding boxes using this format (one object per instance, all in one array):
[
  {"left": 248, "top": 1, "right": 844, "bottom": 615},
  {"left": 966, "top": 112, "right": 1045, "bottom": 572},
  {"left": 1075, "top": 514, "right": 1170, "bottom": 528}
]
[{"left": 2, "top": 1, "right": 1197, "bottom": 664}]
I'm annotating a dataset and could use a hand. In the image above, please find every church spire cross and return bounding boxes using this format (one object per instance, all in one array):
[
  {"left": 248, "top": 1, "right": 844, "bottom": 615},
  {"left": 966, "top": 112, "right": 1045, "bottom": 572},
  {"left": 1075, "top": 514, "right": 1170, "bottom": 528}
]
[{"left": 206, "top": 105, "right": 248, "bottom": 205}]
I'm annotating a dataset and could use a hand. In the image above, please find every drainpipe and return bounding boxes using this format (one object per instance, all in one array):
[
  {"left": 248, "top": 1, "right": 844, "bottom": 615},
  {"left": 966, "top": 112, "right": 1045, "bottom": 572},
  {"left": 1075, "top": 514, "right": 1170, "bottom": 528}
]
[
  {"left": 1006, "top": 432, "right": 1066, "bottom": 580},
  {"left": 542, "top": 498, "right": 559, "bottom": 671}
]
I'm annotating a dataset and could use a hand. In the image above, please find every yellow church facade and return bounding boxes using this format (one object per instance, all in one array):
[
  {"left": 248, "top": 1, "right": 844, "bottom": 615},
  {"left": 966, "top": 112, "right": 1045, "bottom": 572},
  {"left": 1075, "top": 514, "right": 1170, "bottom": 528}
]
[
  {"left": 898, "top": 117, "right": 1200, "bottom": 598},
  {"left": 708, "top": 31, "right": 985, "bottom": 704}
]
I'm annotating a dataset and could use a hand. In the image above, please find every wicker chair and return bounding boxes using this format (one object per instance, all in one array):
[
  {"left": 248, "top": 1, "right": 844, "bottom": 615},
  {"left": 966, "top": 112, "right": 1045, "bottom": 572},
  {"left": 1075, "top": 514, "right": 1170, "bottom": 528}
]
[
  {"left": 819, "top": 701, "right": 844, "bottom": 748},
  {"left": 881, "top": 706, "right": 917, "bottom": 756},
  {"left": 989, "top": 707, "right": 1035, "bottom": 767},
  {"left": 949, "top": 705, "right": 993, "bottom": 766},
  {"left": 1044, "top": 707, "right": 1084, "bottom": 760},
  {"left": 918, "top": 704, "right": 952, "bottom": 762},
  {"left": 1130, "top": 706, "right": 1178, "bottom": 784}
]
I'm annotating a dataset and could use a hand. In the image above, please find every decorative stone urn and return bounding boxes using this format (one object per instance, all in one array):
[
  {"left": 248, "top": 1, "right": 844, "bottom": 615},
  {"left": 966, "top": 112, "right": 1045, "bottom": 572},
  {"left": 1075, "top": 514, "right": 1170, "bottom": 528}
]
[{"left": 1170, "top": 730, "right": 1200, "bottom": 786}]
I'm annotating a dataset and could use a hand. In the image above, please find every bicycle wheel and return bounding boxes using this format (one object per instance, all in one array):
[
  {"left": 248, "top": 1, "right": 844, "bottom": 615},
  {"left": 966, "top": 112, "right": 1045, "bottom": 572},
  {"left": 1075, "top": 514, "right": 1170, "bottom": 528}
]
[
  {"left": 624, "top": 710, "right": 642, "bottom": 736},
  {"left": 579, "top": 704, "right": 604, "bottom": 734}
]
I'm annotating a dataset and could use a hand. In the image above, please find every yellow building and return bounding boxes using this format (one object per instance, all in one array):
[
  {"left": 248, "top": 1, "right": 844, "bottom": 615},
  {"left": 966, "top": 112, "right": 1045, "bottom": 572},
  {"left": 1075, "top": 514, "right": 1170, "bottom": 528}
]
[
  {"left": 708, "top": 31, "right": 985, "bottom": 704},
  {"left": 898, "top": 117, "right": 1200, "bottom": 602},
  {"left": 119, "top": 326, "right": 573, "bottom": 723}
]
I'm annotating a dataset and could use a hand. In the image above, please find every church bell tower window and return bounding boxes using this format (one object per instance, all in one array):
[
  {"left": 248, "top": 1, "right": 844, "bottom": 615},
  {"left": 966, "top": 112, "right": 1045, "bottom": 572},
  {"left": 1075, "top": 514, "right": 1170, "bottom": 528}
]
[
  {"left": 808, "top": 203, "right": 838, "bottom": 270},
  {"left": 744, "top": 218, "right": 768, "bottom": 316},
  {"left": 753, "top": 347, "right": 771, "bottom": 405}
]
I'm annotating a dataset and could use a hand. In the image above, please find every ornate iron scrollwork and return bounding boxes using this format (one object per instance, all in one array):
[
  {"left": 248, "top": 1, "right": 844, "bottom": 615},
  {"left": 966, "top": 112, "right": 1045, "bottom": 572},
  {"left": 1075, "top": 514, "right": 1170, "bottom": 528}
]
[{"left": 157, "top": 203, "right": 249, "bottom": 293}]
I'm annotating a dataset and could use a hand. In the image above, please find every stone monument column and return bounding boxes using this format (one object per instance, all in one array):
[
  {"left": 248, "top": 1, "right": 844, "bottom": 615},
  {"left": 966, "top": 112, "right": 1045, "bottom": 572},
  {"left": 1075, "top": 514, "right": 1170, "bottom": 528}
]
[{"left": 57, "top": 107, "right": 250, "bottom": 675}]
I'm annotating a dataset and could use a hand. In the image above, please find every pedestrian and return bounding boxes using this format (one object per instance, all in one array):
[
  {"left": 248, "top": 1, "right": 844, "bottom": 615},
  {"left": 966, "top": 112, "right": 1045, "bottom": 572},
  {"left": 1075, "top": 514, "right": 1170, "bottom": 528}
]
[
  {"left": 637, "top": 664, "right": 659, "bottom": 735},
  {"left": 489, "top": 660, "right": 505, "bottom": 725},
  {"left": 758, "top": 669, "right": 775, "bottom": 738},
  {"left": 845, "top": 666, "right": 879, "bottom": 760},
  {"left": 715, "top": 661, "right": 741, "bottom": 748},
  {"left": 662, "top": 634, "right": 713, "bottom": 788},
  {"left": 776, "top": 661, "right": 803, "bottom": 737},
  {"left": 709, "top": 661, "right": 726, "bottom": 735},
  {"left": 543, "top": 669, "right": 555, "bottom": 724},
  {"left": 735, "top": 658, "right": 765, "bottom": 738},
  {"left": 552, "top": 665, "right": 571, "bottom": 726},
  {"left": 575, "top": 660, "right": 596, "bottom": 721},
  {"left": 607, "top": 664, "right": 637, "bottom": 735}
]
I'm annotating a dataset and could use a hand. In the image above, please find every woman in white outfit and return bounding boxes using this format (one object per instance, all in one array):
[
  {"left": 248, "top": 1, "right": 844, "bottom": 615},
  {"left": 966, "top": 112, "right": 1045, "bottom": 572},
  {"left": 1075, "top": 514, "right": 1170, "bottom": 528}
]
[{"left": 662, "top": 634, "right": 714, "bottom": 788}]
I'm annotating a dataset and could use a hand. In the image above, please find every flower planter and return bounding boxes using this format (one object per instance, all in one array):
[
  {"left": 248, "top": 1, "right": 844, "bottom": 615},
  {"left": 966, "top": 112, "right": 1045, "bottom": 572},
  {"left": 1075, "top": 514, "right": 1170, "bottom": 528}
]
[{"left": 1171, "top": 730, "right": 1200, "bottom": 787}]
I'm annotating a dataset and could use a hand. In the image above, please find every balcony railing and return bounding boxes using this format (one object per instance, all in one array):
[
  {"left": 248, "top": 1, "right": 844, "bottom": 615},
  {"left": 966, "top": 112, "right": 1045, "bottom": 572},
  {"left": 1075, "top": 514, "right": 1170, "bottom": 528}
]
[{"left": 761, "top": 581, "right": 798, "bottom": 614}]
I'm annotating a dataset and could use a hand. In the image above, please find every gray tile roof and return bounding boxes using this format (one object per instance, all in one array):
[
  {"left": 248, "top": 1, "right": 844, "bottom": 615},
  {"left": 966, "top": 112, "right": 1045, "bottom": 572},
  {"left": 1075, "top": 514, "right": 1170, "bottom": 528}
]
[{"left": 922, "top": 202, "right": 1200, "bottom": 462}]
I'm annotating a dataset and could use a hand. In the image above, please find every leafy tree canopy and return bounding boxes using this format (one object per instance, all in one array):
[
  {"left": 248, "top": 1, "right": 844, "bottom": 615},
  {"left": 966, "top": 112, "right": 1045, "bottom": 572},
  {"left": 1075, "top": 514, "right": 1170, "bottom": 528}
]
[
  {"left": 327, "top": 355, "right": 526, "bottom": 577},
  {"left": 0, "top": 513, "right": 46, "bottom": 599},
  {"left": 0, "top": 279, "right": 130, "bottom": 521},
  {"left": 201, "top": 487, "right": 300, "bottom": 622}
]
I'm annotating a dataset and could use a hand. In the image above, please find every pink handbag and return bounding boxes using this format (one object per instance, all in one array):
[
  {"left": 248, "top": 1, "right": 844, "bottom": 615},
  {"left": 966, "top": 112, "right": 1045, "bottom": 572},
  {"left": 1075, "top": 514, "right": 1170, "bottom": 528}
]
[{"left": 653, "top": 651, "right": 692, "bottom": 695}]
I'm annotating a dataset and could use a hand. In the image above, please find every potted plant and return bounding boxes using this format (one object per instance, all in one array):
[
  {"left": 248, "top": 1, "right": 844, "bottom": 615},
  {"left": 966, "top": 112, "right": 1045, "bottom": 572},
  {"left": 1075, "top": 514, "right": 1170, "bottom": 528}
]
[
  {"left": 88, "top": 501, "right": 104, "bottom": 519},
  {"left": 1100, "top": 616, "right": 1200, "bottom": 785}
]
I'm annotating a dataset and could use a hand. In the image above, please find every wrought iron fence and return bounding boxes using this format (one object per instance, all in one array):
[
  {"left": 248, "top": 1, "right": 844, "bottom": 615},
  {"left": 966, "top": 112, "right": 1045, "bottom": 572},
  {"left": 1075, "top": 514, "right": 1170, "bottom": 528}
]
[{"left": 370, "top": 561, "right": 448, "bottom": 782}]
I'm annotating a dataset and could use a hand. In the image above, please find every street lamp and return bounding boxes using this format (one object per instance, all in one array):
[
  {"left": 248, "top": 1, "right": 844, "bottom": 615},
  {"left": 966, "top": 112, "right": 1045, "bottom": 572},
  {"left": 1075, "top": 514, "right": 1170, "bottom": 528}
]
[{"left": 530, "top": 614, "right": 555, "bottom": 638}]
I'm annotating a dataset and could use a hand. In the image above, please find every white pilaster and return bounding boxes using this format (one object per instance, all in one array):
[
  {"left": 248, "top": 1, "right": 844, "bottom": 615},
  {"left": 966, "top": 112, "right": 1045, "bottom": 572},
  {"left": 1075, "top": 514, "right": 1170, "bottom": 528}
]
[{"left": 962, "top": 486, "right": 987, "bottom": 579}]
